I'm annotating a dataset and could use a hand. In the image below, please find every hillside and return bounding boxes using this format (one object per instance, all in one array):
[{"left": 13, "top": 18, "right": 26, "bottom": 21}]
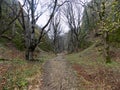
[{"left": 66, "top": 44, "right": 120, "bottom": 90}]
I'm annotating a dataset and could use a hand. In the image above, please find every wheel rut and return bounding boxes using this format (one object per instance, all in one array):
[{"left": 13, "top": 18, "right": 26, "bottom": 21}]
[{"left": 41, "top": 54, "right": 80, "bottom": 90}]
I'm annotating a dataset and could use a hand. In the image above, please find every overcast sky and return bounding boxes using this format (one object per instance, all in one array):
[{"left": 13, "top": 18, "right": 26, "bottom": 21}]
[{"left": 18, "top": 0, "right": 91, "bottom": 33}]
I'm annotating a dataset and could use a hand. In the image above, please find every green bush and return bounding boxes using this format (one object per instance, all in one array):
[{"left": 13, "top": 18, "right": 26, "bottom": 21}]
[
  {"left": 12, "top": 34, "right": 25, "bottom": 51},
  {"left": 109, "top": 28, "right": 120, "bottom": 47},
  {"left": 39, "top": 37, "right": 53, "bottom": 51}
]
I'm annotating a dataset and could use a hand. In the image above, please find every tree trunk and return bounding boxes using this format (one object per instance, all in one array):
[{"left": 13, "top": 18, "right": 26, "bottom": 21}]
[
  {"left": 0, "top": 4, "right": 1, "bottom": 18},
  {"left": 104, "top": 31, "right": 111, "bottom": 63},
  {"left": 25, "top": 49, "right": 34, "bottom": 60},
  {"left": 12, "top": 22, "right": 15, "bottom": 36},
  {"left": 75, "top": 36, "right": 79, "bottom": 52},
  {"left": 26, "top": 49, "right": 30, "bottom": 60},
  {"left": 0, "top": 0, "right": 3, "bottom": 18}
]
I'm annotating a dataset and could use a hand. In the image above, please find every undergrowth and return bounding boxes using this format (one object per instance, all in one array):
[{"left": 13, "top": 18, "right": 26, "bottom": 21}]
[
  {"left": 2, "top": 59, "right": 41, "bottom": 90},
  {"left": 66, "top": 44, "right": 120, "bottom": 90},
  {"left": 1, "top": 53, "right": 55, "bottom": 90}
]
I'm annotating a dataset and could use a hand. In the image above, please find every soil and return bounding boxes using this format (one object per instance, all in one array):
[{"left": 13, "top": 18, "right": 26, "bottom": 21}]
[{"left": 41, "top": 53, "right": 80, "bottom": 90}]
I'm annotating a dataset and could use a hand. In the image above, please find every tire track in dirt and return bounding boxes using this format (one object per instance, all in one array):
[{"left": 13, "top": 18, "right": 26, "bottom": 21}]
[{"left": 41, "top": 53, "right": 80, "bottom": 90}]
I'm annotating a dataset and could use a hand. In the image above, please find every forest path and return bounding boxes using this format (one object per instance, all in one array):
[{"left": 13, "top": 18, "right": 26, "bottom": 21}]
[{"left": 41, "top": 53, "right": 80, "bottom": 90}]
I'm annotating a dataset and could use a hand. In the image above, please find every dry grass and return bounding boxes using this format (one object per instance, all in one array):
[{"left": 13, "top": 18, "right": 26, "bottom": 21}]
[
  {"left": 0, "top": 44, "right": 55, "bottom": 90},
  {"left": 66, "top": 44, "right": 120, "bottom": 90}
]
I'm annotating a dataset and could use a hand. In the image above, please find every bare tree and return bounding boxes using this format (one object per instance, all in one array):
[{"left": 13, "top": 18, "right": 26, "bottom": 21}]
[
  {"left": 19, "top": 0, "right": 58, "bottom": 60},
  {"left": 50, "top": 13, "right": 62, "bottom": 54},
  {"left": 63, "top": 1, "right": 83, "bottom": 52}
]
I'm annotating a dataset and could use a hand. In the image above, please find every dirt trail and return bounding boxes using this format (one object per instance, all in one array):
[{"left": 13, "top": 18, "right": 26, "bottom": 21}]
[{"left": 41, "top": 53, "right": 80, "bottom": 90}]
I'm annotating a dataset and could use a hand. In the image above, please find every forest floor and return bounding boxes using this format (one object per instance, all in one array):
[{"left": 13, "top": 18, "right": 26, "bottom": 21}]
[
  {"left": 41, "top": 53, "right": 80, "bottom": 90},
  {"left": 66, "top": 44, "right": 120, "bottom": 90},
  {"left": 0, "top": 43, "right": 120, "bottom": 90},
  {"left": 0, "top": 43, "right": 55, "bottom": 90}
]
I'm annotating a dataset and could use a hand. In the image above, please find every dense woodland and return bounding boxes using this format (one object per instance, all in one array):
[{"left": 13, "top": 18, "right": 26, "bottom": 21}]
[{"left": 0, "top": 0, "right": 120, "bottom": 90}]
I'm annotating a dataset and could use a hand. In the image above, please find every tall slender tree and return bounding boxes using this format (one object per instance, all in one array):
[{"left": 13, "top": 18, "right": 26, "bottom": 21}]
[
  {"left": 63, "top": 1, "right": 83, "bottom": 52},
  {"left": 19, "top": 0, "right": 58, "bottom": 60}
]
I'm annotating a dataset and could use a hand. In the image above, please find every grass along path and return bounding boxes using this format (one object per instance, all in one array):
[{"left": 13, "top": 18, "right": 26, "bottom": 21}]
[
  {"left": 65, "top": 45, "right": 120, "bottom": 90},
  {"left": 0, "top": 51, "right": 55, "bottom": 90}
]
